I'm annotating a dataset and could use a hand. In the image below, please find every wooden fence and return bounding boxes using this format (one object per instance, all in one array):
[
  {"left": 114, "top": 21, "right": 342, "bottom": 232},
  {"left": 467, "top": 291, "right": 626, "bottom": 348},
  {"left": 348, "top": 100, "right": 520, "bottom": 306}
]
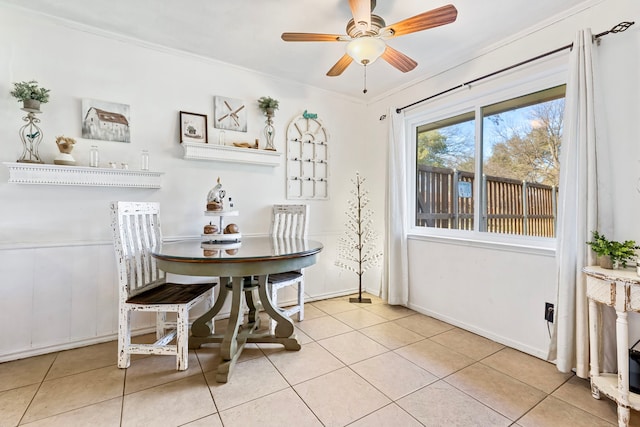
[{"left": 416, "top": 165, "right": 557, "bottom": 237}]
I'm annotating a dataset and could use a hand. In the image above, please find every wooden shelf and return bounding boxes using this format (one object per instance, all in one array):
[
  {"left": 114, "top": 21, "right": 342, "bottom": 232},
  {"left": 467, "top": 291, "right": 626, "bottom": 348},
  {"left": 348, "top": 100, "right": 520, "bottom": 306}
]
[
  {"left": 3, "top": 162, "right": 163, "bottom": 188},
  {"left": 181, "top": 142, "right": 282, "bottom": 167}
]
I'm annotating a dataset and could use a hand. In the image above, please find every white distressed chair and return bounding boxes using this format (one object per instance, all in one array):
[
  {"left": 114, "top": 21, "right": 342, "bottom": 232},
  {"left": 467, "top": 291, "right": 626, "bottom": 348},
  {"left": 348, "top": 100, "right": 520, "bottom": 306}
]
[
  {"left": 110, "top": 201, "right": 215, "bottom": 371},
  {"left": 267, "top": 204, "right": 309, "bottom": 333}
]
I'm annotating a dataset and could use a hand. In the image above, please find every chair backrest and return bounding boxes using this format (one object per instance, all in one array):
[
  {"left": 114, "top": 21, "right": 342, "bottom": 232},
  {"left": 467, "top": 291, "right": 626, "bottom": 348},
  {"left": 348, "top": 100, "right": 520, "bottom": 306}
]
[
  {"left": 270, "top": 204, "right": 309, "bottom": 239},
  {"left": 110, "top": 201, "right": 165, "bottom": 299}
]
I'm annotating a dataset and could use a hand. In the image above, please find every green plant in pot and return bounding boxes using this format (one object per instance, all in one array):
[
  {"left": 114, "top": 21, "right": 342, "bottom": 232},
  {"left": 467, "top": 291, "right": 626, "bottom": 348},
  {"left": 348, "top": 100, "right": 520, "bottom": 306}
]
[
  {"left": 10, "top": 80, "right": 51, "bottom": 111},
  {"left": 257, "top": 96, "right": 279, "bottom": 116},
  {"left": 586, "top": 231, "right": 639, "bottom": 269}
]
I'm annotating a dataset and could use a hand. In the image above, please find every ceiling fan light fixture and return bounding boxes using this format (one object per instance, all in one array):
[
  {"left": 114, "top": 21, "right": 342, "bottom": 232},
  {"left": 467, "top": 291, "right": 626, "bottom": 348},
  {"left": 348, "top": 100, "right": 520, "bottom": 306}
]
[{"left": 346, "top": 36, "right": 386, "bottom": 65}]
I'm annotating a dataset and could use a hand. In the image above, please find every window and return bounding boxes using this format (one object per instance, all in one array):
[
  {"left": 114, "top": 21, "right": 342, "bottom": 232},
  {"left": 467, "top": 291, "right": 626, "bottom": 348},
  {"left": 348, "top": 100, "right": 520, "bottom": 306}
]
[{"left": 415, "top": 85, "right": 565, "bottom": 238}]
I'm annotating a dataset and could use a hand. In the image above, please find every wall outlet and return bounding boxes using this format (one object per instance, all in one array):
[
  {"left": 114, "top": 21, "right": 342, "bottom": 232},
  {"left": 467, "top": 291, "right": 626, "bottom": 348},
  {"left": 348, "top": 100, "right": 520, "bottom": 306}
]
[{"left": 545, "top": 302, "right": 554, "bottom": 323}]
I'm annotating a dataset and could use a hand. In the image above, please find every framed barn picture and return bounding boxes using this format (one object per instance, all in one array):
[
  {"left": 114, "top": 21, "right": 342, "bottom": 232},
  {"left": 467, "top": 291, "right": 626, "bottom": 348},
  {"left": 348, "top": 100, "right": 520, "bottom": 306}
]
[{"left": 82, "top": 99, "right": 131, "bottom": 143}]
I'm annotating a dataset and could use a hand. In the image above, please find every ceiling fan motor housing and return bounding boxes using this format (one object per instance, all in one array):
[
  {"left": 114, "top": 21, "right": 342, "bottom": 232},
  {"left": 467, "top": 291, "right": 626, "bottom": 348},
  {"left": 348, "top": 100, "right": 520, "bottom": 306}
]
[{"left": 346, "top": 14, "right": 386, "bottom": 38}]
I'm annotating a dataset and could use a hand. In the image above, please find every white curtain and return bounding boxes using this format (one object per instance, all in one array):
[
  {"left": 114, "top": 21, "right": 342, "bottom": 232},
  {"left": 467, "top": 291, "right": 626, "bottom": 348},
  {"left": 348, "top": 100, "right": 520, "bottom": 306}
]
[
  {"left": 382, "top": 108, "right": 409, "bottom": 305},
  {"left": 549, "top": 28, "right": 613, "bottom": 377}
]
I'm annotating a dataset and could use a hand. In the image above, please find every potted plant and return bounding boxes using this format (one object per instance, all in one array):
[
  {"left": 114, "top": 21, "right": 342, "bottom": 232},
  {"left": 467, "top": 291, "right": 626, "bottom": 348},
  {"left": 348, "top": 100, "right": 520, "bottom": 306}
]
[
  {"left": 257, "top": 96, "right": 279, "bottom": 116},
  {"left": 10, "top": 80, "right": 51, "bottom": 111},
  {"left": 586, "top": 231, "right": 639, "bottom": 269}
]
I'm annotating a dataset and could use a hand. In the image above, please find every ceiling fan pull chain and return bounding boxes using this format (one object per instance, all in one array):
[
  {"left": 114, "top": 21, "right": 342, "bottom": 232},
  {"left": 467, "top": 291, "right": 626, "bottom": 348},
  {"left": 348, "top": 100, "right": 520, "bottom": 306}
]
[{"left": 363, "top": 59, "right": 369, "bottom": 94}]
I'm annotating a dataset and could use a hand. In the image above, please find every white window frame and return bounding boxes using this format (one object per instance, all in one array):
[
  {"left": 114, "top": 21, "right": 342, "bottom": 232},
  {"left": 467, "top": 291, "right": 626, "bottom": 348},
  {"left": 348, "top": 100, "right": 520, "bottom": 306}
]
[{"left": 404, "top": 56, "right": 568, "bottom": 251}]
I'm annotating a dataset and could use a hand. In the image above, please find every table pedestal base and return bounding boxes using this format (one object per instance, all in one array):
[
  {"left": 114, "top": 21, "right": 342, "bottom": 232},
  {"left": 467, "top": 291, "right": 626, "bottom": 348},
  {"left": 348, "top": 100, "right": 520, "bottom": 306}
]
[{"left": 190, "top": 275, "right": 301, "bottom": 383}]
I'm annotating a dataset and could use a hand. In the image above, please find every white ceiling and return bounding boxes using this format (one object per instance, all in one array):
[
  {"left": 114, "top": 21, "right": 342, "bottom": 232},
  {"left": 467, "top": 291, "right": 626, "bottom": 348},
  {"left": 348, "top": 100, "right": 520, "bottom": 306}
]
[{"left": 1, "top": 0, "right": 591, "bottom": 100}]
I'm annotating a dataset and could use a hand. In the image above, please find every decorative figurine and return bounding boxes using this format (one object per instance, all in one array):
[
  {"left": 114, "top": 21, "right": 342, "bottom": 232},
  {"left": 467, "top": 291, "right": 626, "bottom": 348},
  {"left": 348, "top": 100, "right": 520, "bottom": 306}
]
[
  {"left": 206, "top": 177, "right": 226, "bottom": 211},
  {"left": 53, "top": 135, "right": 77, "bottom": 165}
]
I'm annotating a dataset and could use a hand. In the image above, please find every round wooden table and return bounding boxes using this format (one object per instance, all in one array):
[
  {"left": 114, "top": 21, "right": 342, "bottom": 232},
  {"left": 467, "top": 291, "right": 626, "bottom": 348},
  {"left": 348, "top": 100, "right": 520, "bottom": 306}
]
[{"left": 152, "top": 236, "right": 323, "bottom": 382}]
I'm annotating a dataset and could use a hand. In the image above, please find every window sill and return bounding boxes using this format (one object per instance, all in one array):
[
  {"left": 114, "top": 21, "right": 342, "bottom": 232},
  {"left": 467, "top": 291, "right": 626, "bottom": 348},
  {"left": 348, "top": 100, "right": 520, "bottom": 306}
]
[{"left": 407, "top": 232, "right": 556, "bottom": 257}]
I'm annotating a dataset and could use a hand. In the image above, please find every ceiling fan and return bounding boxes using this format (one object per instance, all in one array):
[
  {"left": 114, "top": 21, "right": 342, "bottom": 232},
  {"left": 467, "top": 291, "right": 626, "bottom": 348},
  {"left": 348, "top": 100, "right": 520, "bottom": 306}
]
[{"left": 281, "top": 0, "right": 458, "bottom": 79}]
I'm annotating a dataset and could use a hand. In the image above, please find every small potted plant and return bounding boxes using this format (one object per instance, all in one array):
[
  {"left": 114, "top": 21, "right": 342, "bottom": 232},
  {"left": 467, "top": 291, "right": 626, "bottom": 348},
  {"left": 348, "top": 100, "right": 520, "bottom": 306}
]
[
  {"left": 257, "top": 96, "right": 279, "bottom": 117},
  {"left": 586, "top": 230, "right": 639, "bottom": 269},
  {"left": 10, "top": 80, "right": 51, "bottom": 111}
]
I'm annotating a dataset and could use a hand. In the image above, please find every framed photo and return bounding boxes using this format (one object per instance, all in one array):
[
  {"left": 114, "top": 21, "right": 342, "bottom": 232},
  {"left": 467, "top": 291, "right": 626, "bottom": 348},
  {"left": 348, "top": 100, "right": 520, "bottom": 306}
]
[
  {"left": 180, "top": 111, "right": 208, "bottom": 143},
  {"left": 214, "top": 96, "right": 247, "bottom": 132},
  {"left": 82, "top": 99, "right": 131, "bottom": 143}
]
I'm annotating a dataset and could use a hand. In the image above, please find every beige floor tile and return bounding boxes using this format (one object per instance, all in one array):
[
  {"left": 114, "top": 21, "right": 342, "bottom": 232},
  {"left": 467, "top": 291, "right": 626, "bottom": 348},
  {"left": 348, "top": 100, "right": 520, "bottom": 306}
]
[
  {"left": 333, "top": 309, "right": 388, "bottom": 329},
  {"left": 317, "top": 331, "right": 388, "bottom": 365},
  {"left": 19, "top": 397, "right": 122, "bottom": 427},
  {"left": 310, "top": 299, "right": 359, "bottom": 315},
  {"left": 298, "top": 303, "right": 327, "bottom": 320},
  {"left": 351, "top": 352, "right": 438, "bottom": 400},
  {"left": 430, "top": 328, "right": 504, "bottom": 360},
  {"left": 265, "top": 342, "right": 344, "bottom": 385},
  {"left": 518, "top": 395, "right": 614, "bottom": 427},
  {"left": 181, "top": 414, "right": 224, "bottom": 427},
  {"left": 22, "top": 366, "right": 125, "bottom": 424},
  {"left": 195, "top": 346, "right": 222, "bottom": 374},
  {"left": 46, "top": 341, "right": 117, "bottom": 380},
  {"left": 446, "top": 363, "right": 546, "bottom": 420},
  {"left": 0, "top": 384, "right": 38, "bottom": 427},
  {"left": 360, "top": 322, "right": 425, "bottom": 350},
  {"left": 395, "top": 339, "right": 475, "bottom": 377},
  {"left": 123, "top": 353, "right": 201, "bottom": 394},
  {"left": 121, "top": 374, "right": 215, "bottom": 427},
  {"left": 219, "top": 388, "right": 322, "bottom": 427},
  {"left": 0, "top": 353, "right": 56, "bottom": 392},
  {"left": 295, "top": 315, "right": 353, "bottom": 340},
  {"left": 206, "top": 356, "right": 289, "bottom": 411},
  {"left": 483, "top": 347, "right": 573, "bottom": 393},
  {"left": 397, "top": 380, "right": 511, "bottom": 426},
  {"left": 294, "top": 367, "right": 391, "bottom": 427},
  {"left": 293, "top": 326, "right": 314, "bottom": 344},
  {"left": 551, "top": 375, "right": 633, "bottom": 425},
  {"left": 393, "top": 313, "right": 456, "bottom": 338},
  {"left": 363, "top": 304, "right": 415, "bottom": 320},
  {"left": 348, "top": 403, "right": 423, "bottom": 427}
]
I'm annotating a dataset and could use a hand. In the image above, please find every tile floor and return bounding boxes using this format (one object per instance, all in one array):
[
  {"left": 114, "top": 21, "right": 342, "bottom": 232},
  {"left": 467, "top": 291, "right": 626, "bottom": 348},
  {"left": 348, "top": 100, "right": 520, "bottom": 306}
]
[{"left": 1, "top": 293, "right": 639, "bottom": 426}]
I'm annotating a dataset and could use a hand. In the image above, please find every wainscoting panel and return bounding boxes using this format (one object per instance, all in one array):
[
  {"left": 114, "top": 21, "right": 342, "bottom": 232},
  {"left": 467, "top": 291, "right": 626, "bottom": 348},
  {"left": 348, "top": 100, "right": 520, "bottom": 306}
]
[{"left": 0, "top": 235, "right": 356, "bottom": 362}]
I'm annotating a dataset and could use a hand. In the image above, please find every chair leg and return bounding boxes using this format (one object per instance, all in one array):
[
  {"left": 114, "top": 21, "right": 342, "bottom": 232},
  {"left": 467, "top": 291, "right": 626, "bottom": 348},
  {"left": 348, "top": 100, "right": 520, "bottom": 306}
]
[
  {"left": 118, "top": 308, "right": 131, "bottom": 369},
  {"left": 269, "top": 284, "right": 278, "bottom": 335},
  {"left": 176, "top": 307, "right": 189, "bottom": 371},
  {"left": 298, "top": 280, "right": 304, "bottom": 322}
]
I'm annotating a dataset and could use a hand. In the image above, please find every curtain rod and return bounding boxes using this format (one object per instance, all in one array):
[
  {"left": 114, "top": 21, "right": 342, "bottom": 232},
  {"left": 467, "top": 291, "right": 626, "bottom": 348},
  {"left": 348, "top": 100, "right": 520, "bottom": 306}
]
[{"left": 395, "top": 21, "right": 635, "bottom": 114}]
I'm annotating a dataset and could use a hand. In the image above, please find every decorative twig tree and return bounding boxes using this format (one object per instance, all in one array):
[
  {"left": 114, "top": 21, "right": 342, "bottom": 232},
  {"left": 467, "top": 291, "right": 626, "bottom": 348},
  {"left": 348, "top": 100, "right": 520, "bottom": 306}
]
[{"left": 336, "top": 172, "right": 383, "bottom": 303}]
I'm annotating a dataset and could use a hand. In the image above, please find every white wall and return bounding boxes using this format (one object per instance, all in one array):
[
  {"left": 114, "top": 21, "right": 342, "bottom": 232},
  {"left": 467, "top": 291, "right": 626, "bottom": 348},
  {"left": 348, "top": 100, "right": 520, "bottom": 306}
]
[
  {"left": 367, "top": 0, "right": 640, "bottom": 358},
  {"left": 0, "top": 6, "right": 377, "bottom": 361}
]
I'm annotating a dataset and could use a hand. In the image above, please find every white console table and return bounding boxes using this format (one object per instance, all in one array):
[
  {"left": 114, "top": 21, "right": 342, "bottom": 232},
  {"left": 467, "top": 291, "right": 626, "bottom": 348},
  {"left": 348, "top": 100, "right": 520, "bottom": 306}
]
[{"left": 584, "top": 265, "right": 640, "bottom": 427}]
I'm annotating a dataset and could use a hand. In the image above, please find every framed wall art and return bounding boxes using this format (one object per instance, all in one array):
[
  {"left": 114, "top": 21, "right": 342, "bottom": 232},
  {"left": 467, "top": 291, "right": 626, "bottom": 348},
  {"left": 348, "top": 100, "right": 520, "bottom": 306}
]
[
  {"left": 180, "top": 111, "right": 208, "bottom": 143},
  {"left": 82, "top": 99, "right": 131, "bottom": 143},
  {"left": 214, "top": 96, "right": 247, "bottom": 132}
]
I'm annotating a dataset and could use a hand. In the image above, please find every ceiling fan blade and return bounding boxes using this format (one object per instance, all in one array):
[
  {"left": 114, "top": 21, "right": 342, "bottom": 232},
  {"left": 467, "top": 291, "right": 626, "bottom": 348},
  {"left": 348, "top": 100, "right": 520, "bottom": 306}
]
[
  {"left": 383, "top": 4, "right": 458, "bottom": 38},
  {"left": 326, "top": 54, "right": 354, "bottom": 77},
  {"left": 281, "top": 32, "right": 345, "bottom": 42},
  {"left": 381, "top": 46, "right": 417, "bottom": 73},
  {"left": 349, "top": 0, "right": 371, "bottom": 31}
]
